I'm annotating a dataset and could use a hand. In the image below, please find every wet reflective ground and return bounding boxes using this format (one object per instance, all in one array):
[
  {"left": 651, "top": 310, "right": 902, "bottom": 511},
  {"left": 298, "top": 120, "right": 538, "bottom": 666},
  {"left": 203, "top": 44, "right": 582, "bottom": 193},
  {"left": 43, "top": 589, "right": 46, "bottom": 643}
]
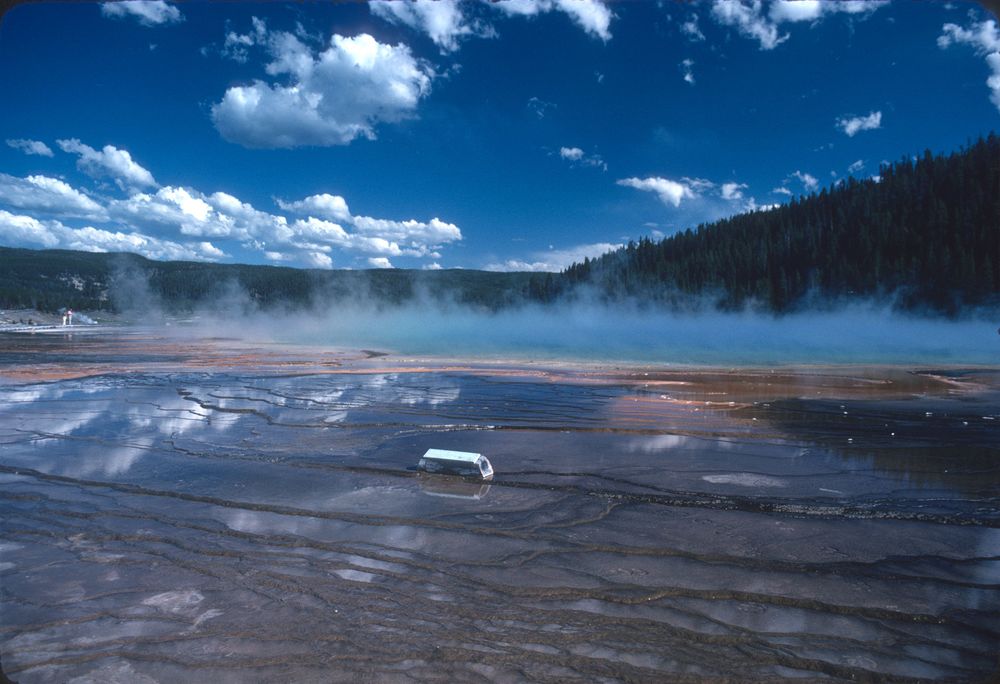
[{"left": 1, "top": 332, "right": 998, "bottom": 681}]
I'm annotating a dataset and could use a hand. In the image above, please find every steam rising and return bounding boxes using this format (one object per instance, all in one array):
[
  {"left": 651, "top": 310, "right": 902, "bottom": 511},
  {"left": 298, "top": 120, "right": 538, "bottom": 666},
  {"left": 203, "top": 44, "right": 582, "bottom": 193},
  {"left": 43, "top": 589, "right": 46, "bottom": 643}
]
[{"left": 111, "top": 270, "right": 1000, "bottom": 365}]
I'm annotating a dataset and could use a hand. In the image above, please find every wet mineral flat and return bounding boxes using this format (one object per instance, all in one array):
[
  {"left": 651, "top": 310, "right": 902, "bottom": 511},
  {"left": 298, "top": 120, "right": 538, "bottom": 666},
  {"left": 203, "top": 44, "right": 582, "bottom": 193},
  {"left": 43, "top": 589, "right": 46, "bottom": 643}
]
[{"left": 0, "top": 332, "right": 998, "bottom": 682}]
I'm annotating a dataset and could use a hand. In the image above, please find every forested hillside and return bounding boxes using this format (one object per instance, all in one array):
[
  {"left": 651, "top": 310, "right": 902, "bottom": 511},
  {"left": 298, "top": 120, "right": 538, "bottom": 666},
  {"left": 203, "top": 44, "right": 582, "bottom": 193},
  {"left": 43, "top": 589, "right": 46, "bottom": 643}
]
[
  {"left": 2, "top": 136, "right": 997, "bottom": 316},
  {"left": 545, "top": 134, "right": 1000, "bottom": 313}
]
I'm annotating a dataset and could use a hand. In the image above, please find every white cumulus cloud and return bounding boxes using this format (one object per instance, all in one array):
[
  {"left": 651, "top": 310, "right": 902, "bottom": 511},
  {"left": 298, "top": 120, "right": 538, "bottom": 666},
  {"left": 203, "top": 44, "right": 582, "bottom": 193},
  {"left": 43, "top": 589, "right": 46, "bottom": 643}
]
[
  {"left": 682, "top": 14, "right": 706, "bottom": 41},
  {"left": 769, "top": 0, "right": 888, "bottom": 23},
  {"left": 212, "top": 29, "right": 434, "bottom": 148},
  {"left": 277, "top": 193, "right": 351, "bottom": 222},
  {"left": 100, "top": 1, "right": 183, "bottom": 27},
  {"left": 350, "top": 216, "right": 462, "bottom": 253},
  {"left": 938, "top": 18, "right": 1000, "bottom": 112},
  {"left": 6, "top": 139, "right": 54, "bottom": 157},
  {"left": 0, "top": 209, "right": 224, "bottom": 261},
  {"left": 560, "top": 146, "right": 584, "bottom": 161},
  {"left": 491, "top": 0, "right": 613, "bottom": 41},
  {"left": 109, "top": 186, "right": 290, "bottom": 243},
  {"left": 222, "top": 16, "right": 268, "bottom": 63},
  {"left": 367, "top": 256, "right": 394, "bottom": 269},
  {"left": 792, "top": 170, "right": 819, "bottom": 191},
  {"left": 0, "top": 174, "right": 108, "bottom": 221},
  {"left": 370, "top": 0, "right": 492, "bottom": 53},
  {"left": 710, "top": 0, "right": 887, "bottom": 50},
  {"left": 618, "top": 176, "right": 699, "bottom": 207},
  {"left": 558, "top": 146, "right": 606, "bottom": 170},
  {"left": 681, "top": 58, "right": 695, "bottom": 84},
  {"left": 0, "top": 209, "right": 59, "bottom": 247},
  {"left": 0, "top": 144, "right": 463, "bottom": 269},
  {"left": 57, "top": 139, "right": 158, "bottom": 191},
  {"left": 711, "top": 0, "right": 788, "bottom": 50},
  {"left": 721, "top": 182, "right": 748, "bottom": 200},
  {"left": 836, "top": 110, "right": 882, "bottom": 137},
  {"left": 304, "top": 251, "right": 334, "bottom": 269}
]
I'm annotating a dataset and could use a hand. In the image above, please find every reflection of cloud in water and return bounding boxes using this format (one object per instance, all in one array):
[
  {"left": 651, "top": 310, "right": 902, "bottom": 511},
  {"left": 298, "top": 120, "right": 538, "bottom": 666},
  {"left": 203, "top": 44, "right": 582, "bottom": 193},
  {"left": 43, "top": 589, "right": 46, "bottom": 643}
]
[
  {"left": 972, "top": 531, "right": 1000, "bottom": 588},
  {"left": 627, "top": 435, "right": 690, "bottom": 452},
  {"left": 66, "top": 660, "right": 159, "bottom": 684},
  {"left": 627, "top": 433, "right": 737, "bottom": 454},
  {"left": 36, "top": 438, "right": 155, "bottom": 479},
  {"left": 702, "top": 473, "right": 787, "bottom": 488},
  {"left": 0, "top": 541, "right": 22, "bottom": 572},
  {"left": 362, "top": 374, "right": 461, "bottom": 406},
  {"left": 196, "top": 373, "right": 462, "bottom": 427},
  {"left": 93, "top": 442, "right": 150, "bottom": 477},
  {"left": 333, "top": 568, "right": 377, "bottom": 583},
  {"left": 142, "top": 589, "right": 203, "bottom": 614},
  {"left": 0, "top": 380, "right": 253, "bottom": 477}
]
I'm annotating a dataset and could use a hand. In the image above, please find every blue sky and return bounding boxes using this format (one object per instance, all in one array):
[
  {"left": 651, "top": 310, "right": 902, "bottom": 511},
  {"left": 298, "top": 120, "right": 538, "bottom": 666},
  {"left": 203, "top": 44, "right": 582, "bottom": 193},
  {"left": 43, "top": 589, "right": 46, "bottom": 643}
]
[{"left": 0, "top": 0, "right": 998, "bottom": 272}]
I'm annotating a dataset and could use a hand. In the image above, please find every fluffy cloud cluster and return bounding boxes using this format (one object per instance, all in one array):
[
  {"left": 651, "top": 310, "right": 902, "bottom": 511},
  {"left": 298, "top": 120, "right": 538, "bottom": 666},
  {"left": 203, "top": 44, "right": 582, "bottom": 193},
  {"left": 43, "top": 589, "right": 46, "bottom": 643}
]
[
  {"left": 792, "top": 170, "right": 819, "bottom": 191},
  {"left": 773, "top": 170, "right": 819, "bottom": 195},
  {"left": 272, "top": 192, "right": 462, "bottom": 259},
  {"left": 619, "top": 174, "right": 772, "bottom": 217},
  {"left": 836, "top": 110, "right": 882, "bottom": 137},
  {"left": 0, "top": 174, "right": 107, "bottom": 221},
  {"left": 485, "top": 242, "right": 620, "bottom": 272},
  {"left": 558, "top": 146, "right": 606, "bottom": 170},
  {"left": 680, "top": 58, "right": 696, "bottom": 84},
  {"left": 491, "top": 0, "right": 613, "bottom": 41},
  {"left": 108, "top": 186, "right": 288, "bottom": 241},
  {"left": 213, "top": 25, "right": 434, "bottom": 148},
  {"left": 222, "top": 17, "right": 268, "bottom": 63},
  {"left": 100, "top": 1, "right": 183, "bottom": 27},
  {"left": 681, "top": 14, "right": 706, "bottom": 41},
  {"left": 769, "top": 0, "right": 888, "bottom": 23},
  {"left": 938, "top": 18, "right": 1000, "bottom": 112},
  {"left": 618, "top": 176, "right": 697, "bottom": 207},
  {"left": 276, "top": 193, "right": 351, "bottom": 223},
  {"left": 370, "top": 0, "right": 494, "bottom": 53},
  {"left": 213, "top": 2, "right": 616, "bottom": 147},
  {"left": 710, "top": 0, "right": 887, "bottom": 50},
  {"left": 560, "top": 147, "right": 584, "bottom": 161},
  {"left": 57, "top": 139, "right": 157, "bottom": 190},
  {"left": 0, "top": 209, "right": 223, "bottom": 262},
  {"left": 720, "top": 181, "right": 747, "bottom": 200},
  {"left": 0, "top": 140, "right": 462, "bottom": 268},
  {"left": 6, "top": 139, "right": 53, "bottom": 157},
  {"left": 367, "top": 0, "right": 613, "bottom": 50},
  {"left": 711, "top": 0, "right": 788, "bottom": 49}
]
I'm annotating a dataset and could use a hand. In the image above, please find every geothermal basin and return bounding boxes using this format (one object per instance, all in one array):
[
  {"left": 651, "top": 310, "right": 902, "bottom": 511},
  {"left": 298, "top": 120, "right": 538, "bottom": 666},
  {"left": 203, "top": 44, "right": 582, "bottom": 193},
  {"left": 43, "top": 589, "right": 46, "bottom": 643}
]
[{"left": 0, "top": 330, "right": 998, "bottom": 681}]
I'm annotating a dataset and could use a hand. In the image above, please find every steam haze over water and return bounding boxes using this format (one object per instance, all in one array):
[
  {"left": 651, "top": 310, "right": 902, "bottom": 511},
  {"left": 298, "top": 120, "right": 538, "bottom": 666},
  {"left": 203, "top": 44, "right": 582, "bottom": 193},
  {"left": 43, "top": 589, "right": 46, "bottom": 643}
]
[{"left": 219, "top": 303, "right": 1000, "bottom": 365}]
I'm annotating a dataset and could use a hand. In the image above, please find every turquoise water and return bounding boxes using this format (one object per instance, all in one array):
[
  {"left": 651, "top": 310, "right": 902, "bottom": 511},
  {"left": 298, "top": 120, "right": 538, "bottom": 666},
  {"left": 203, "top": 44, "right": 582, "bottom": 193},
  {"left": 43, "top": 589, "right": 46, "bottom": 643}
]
[{"left": 272, "top": 304, "right": 1000, "bottom": 366}]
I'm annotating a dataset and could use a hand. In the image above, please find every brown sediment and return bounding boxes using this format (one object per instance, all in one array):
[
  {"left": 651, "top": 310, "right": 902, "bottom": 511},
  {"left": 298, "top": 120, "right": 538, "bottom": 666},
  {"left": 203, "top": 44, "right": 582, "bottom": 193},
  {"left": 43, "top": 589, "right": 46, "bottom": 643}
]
[{"left": 2, "top": 331, "right": 991, "bottom": 403}]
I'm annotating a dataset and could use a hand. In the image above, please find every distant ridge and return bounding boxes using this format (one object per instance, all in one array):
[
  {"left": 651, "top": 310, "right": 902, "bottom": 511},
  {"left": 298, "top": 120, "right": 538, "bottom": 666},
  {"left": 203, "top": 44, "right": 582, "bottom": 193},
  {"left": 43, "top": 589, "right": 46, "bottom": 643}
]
[
  {"left": 532, "top": 134, "right": 1000, "bottom": 314},
  {"left": 0, "top": 247, "right": 534, "bottom": 314}
]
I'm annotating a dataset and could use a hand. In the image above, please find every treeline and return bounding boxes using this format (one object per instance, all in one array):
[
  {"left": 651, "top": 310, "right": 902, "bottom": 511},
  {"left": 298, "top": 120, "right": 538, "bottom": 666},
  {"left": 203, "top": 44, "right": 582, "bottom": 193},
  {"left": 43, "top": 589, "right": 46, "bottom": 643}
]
[
  {"left": 2, "top": 135, "right": 997, "bottom": 316},
  {"left": 537, "top": 133, "right": 1000, "bottom": 314},
  {"left": 0, "top": 247, "right": 535, "bottom": 314}
]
